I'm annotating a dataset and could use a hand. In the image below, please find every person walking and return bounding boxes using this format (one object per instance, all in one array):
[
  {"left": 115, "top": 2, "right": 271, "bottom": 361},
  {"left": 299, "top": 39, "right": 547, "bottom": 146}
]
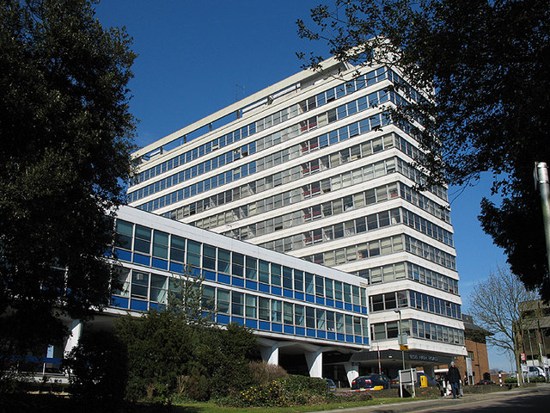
[{"left": 447, "top": 361, "right": 461, "bottom": 399}]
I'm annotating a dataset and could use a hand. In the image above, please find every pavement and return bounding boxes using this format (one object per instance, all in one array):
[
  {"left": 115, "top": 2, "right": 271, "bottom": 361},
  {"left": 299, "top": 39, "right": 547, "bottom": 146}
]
[{"left": 312, "top": 383, "right": 550, "bottom": 413}]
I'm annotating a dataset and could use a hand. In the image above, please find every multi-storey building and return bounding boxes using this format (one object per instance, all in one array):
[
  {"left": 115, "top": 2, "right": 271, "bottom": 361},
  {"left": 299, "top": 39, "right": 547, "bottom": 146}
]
[{"left": 127, "top": 57, "right": 465, "bottom": 377}]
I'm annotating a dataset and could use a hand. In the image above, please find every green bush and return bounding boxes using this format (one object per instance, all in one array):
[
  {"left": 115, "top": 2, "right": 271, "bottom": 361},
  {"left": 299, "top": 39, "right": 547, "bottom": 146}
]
[
  {"left": 116, "top": 312, "right": 256, "bottom": 402},
  {"left": 249, "top": 361, "right": 288, "bottom": 385},
  {"left": 65, "top": 330, "right": 127, "bottom": 410},
  {"left": 221, "top": 375, "right": 332, "bottom": 407}
]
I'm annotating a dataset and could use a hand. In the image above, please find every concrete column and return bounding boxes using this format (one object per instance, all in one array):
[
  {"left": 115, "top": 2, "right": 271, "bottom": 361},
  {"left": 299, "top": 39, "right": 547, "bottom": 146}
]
[
  {"left": 260, "top": 344, "right": 280, "bottom": 366},
  {"left": 63, "top": 320, "right": 83, "bottom": 356},
  {"left": 305, "top": 350, "right": 323, "bottom": 378},
  {"left": 344, "top": 362, "right": 359, "bottom": 386}
]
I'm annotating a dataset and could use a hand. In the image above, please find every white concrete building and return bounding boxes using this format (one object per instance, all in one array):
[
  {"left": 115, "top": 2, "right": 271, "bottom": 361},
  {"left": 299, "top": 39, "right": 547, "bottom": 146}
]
[{"left": 127, "top": 57, "right": 465, "bottom": 377}]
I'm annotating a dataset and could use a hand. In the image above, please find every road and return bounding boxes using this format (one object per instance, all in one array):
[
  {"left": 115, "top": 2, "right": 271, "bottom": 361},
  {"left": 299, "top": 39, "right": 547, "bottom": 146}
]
[
  {"left": 414, "top": 385, "right": 550, "bottom": 412},
  {"left": 315, "top": 384, "right": 550, "bottom": 413}
]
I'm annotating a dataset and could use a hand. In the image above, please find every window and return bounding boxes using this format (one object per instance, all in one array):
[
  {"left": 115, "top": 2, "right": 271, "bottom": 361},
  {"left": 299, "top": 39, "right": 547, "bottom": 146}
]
[
  {"left": 202, "top": 244, "right": 216, "bottom": 270},
  {"left": 232, "top": 292, "right": 244, "bottom": 316},
  {"left": 295, "top": 305, "right": 305, "bottom": 326},
  {"left": 218, "top": 248, "right": 231, "bottom": 274},
  {"left": 284, "top": 302, "right": 293, "bottom": 324},
  {"left": 245, "top": 295, "right": 257, "bottom": 318},
  {"left": 131, "top": 271, "right": 149, "bottom": 299},
  {"left": 112, "top": 267, "right": 130, "bottom": 297},
  {"left": 150, "top": 274, "right": 167, "bottom": 303},
  {"left": 170, "top": 235, "right": 185, "bottom": 263},
  {"left": 217, "top": 289, "right": 230, "bottom": 314},
  {"left": 232, "top": 252, "right": 244, "bottom": 277},
  {"left": 272, "top": 300, "right": 282, "bottom": 323},
  {"left": 202, "top": 286, "right": 215, "bottom": 311},
  {"left": 186, "top": 240, "right": 201, "bottom": 268},
  {"left": 271, "top": 264, "right": 281, "bottom": 286},
  {"left": 246, "top": 257, "right": 257, "bottom": 280},
  {"left": 283, "top": 267, "right": 293, "bottom": 289},
  {"left": 134, "top": 225, "right": 151, "bottom": 254},
  {"left": 115, "top": 220, "right": 133, "bottom": 249},
  {"left": 152, "top": 231, "right": 169, "bottom": 259},
  {"left": 259, "top": 297, "right": 270, "bottom": 321},
  {"left": 259, "top": 260, "right": 270, "bottom": 284}
]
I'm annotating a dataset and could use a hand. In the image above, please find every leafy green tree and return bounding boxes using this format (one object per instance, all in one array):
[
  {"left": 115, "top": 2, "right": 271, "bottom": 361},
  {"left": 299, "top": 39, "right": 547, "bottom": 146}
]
[
  {"left": 65, "top": 329, "right": 128, "bottom": 409},
  {"left": 297, "top": 0, "right": 550, "bottom": 298},
  {"left": 0, "top": 0, "right": 135, "bottom": 356}
]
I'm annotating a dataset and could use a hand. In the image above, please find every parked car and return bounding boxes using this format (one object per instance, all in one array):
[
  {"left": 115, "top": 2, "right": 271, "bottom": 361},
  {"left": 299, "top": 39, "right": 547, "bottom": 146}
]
[
  {"left": 351, "top": 374, "right": 390, "bottom": 390},
  {"left": 325, "top": 378, "right": 337, "bottom": 392}
]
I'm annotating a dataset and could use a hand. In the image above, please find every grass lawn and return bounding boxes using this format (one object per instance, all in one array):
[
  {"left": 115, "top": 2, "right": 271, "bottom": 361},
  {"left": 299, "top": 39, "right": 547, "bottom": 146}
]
[{"left": 167, "top": 397, "right": 413, "bottom": 413}]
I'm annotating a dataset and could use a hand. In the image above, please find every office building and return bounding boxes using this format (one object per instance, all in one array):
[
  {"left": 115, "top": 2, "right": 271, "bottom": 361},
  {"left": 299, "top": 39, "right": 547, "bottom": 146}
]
[{"left": 127, "top": 57, "right": 465, "bottom": 377}]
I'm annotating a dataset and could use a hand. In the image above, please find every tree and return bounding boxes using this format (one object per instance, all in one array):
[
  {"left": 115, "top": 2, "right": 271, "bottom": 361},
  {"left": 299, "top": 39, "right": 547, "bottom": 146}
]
[
  {"left": 297, "top": 0, "right": 550, "bottom": 298},
  {"left": 469, "top": 266, "right": 538, "bottom": 382},
  {"left": 0, "top": 0, "right": 135, "bottom": 357}
]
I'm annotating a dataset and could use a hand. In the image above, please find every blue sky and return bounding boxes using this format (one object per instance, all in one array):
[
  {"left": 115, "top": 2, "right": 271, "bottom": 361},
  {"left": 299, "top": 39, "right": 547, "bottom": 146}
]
[{"left": 95, "top": 0, "right": 510, "bottom": 371}]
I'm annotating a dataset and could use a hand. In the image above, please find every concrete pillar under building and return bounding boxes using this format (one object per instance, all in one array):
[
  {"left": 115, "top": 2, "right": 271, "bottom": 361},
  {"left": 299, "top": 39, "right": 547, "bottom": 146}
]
[
  {"left": 63, "top": 320, "right": 83, "bottom": 356},
  {"left": 260, "top": 344, "right": 280, "bottom": 366},
  {"left": 305, "top": 350, "right": 323, "bottom": 378},
  {"left": 344, "top": 362, "right": 359, "bottom": 386}
]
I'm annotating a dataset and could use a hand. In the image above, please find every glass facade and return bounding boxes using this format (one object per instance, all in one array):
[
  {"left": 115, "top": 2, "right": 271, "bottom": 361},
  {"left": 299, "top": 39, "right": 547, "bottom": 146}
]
[{"left": 110, "top": 213, "right": 369, "bottom": 346}]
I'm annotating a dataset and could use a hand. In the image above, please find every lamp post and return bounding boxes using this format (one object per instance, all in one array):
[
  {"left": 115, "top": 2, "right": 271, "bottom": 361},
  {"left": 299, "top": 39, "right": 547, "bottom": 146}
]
[{"left": 395, "top": 309, "right": 406, "bottom": 370}]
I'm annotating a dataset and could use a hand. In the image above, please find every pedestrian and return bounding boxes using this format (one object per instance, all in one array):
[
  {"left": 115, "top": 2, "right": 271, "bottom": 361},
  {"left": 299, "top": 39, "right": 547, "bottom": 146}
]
[{"left": 447, "top": 361, "right": 461, "bottom": 399}]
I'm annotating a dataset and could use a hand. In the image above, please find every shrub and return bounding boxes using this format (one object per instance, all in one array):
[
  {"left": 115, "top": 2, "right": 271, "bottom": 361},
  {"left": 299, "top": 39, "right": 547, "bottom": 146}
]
[
  {"left": 221, "top": 374, "right": 332, "bottom": 407},
  {"left": 65, "top": 330, "right": 127, "bottom": 410},
  {"left": 249, "top": 361, "right": 288, "bottom": 385}
]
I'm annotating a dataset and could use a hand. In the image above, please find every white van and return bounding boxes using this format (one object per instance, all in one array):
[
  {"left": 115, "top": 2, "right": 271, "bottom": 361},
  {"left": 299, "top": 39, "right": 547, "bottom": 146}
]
[{"left": 523, "top": 366, "right": 545, "bottom": 378}]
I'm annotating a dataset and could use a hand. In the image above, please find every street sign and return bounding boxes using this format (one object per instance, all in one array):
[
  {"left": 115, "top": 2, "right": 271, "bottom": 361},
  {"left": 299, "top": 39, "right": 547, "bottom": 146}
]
[{"left": 400, "top": 344, "right": 409, "bottom": 351}]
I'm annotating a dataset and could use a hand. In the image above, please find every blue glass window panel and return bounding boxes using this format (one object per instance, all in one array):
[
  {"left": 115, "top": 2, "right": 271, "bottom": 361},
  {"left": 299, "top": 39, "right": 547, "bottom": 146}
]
[
  {"left": 103, "top": 248, "right": 113, "bottom": 258},
  {"left": 353, "top": 305, "right": 361, "bottom": 313},
  {"left": 355, "top": 336, "right": 362, "bottom": 344},
  {"left": 130, "top": 299, "right": 148, "bottom": 312},
  {"left": 149, "top": 302, "right": 165, "bottom": 311},
  {"left": 245, "top": 280, "right": 258, "bottom": 290},
  {"left": 295, "top": 292, "right": 304, "bottom": 301},
  {"left": 218, "top": 273, "right": 231, "bottom": 285},
  {"left": 346, "top": 335, "right": 354, "bottom": 343},
  {"left": 217, "top": 314, "right": 230, "bottom": 325},
  {"left": 259, "top": 321, "right": 270, "bottom": 331},
  {"left": 133, "top": 253, "right": 150, "bottom": 266},
  {"left": 307, "top": 329, "right": 316, "bottom": 337},
  {"left": 232, "top": 277, "right": 244, "bottom": 287},
  {"left": 245, "top": 319, "right": 258, "bottom": 329},
  {"left": 326, "top": 298, "right": 334, "bottom": 307},
  {"left": 315, "top": 297, "right": 325, "bottom": 305},
  {"left": 231, "top": 316, "right": 244, "bottom": 326},
  {"left": 283, "top": 289, "right": 293, "bottom": 298},
  {"left": 190, "top": 267, "right": 201, "bottom": 277},
  {"left": 110, "top": 296, "right": 128, "bottom": 309},
  {"left": 295, "top": 327, "right": 305, "bottom": 336},
  {"left": 169, "top": 262, "right": 184, "bottom": 274},
  {"left": 337, "top": 333, "right": 345, "bottom": 341},
  {"left": 327, "top": 332, "right": 336, "bottom": 340},
  {"left": 152, "top": 258, "right": 168, "bottom": 270},
  {"left": 284, "top": 325, "right": 294, "bottom": 335},
  {"left": 361, "top": 306, "right": 368, "bottom": 314},
  {"left": 272, "top": 323, "right": 282, "bottom": 333},
  {"left": 306, "top": 294, "right": 315, "bottom": 303},
  {"left": 114, "top": 248, "right": 132, "bottom": 262},
  {"left": 259, "top": 283, "right": 270, "bottom": 293},
  {"left": 335, "top": 301, "right": 344, "bottom": 309},
  {"left": 271, "top": 286, "right": 282, "bottom": 296},
  {"left": 345, "top": 303, "right": 352, "bottom": 311},
  {"left": 362, "top": 337, "right": 369, "bottom": 345},
  {"left": 317, "top": 331, "right": 326, "bottom": 339},
  {"left": 204, "top": 270, "right": 216, "bottom": 281}
]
